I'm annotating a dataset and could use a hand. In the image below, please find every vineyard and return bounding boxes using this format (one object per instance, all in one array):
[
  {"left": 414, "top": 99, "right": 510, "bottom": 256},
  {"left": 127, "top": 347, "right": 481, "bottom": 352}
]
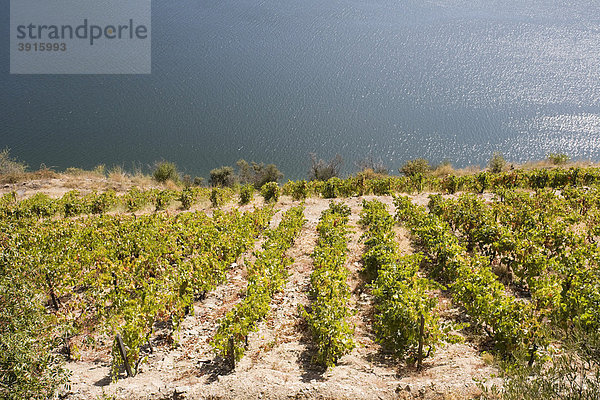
[{"left": 1, "top": 168, "right": 600, "bottom": 399}]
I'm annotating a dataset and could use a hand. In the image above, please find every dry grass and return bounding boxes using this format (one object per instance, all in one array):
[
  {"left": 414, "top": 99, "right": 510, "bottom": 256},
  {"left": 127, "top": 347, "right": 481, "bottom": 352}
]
[
  {"left": 131, "top": 172, "right": 155, "bottom": 188},
  {"left": 516, "top": 159, "right": 598, "bottom": 170},
  {"left": 430, "top": 164, "right": 481, "bottom": 177},
  {"left": 64, "top": 167, "right": 105, "bottom": 179},
  {"left": 431, "top": 163, "right": 456, "bottom": 177},
  {"left": 107, "top": 165, "right": 128, "bottom": 183},
  {"left": 0, "top": 168, "right": 60, "bottom": 184},
  {"left": 163, "top": 180, "right": 181, "bottom": 191},
  {"left": 355, "top": 168, "right": 390, "bottom": 180}
]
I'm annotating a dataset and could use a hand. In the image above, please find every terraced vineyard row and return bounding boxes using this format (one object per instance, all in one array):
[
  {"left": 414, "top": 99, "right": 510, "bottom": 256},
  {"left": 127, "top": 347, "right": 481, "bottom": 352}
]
[
  {"left": 211, "top": 205, "right": 306, "bottom": 367},
  {"left": 359, "top": 200, "right": 448, "bottom": 369},
  {"left": 5, "top": 165, "right": 600, "bottom": 221},
  {"left": 301, "top": 202, "right": 355, "bottom": 367}
]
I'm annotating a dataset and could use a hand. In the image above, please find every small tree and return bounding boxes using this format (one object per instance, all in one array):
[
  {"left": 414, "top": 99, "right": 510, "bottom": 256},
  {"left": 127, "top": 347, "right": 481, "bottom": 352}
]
[
  {"left": 488, "top": 152, "right": 506, "bottom": 173},
  {"left": 309, "top": 153, "right": 343, "bottom": 181},
  {"left": 259, "top": 164, "right": 283, "bottom": 187},
  {"left": 193, "top": 176, "right": 205, "bottom": 187},
  {"left": 236, "top": 160, "right": 283, "bottom": 188},
  {"left": 356, "top": 155, "right": 388, "bottom": 175},
  {"left": 153, "top": 161, "right": 179, "bottom": 183},
  {"left": 236, "top": 159, "right": 254, "bottom": 185},
  {"left": 399, "top": 158, "right": 431, "bottom": 177},
  {"left": 210, "top": 166, "right": 235, "bottom": 187}
]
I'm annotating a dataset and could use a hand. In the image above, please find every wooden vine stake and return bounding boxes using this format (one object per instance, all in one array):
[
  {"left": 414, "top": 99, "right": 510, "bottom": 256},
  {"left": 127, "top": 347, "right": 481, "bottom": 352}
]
[
  {"left": 228, "top": 336, "right": 236, "bottom": 370},
  {"left": 417, "top": 313, "right": 425, "bottom": 371},
  {"left": 528, "top": 343, "right": 538, "bottom": 367},
  {"left": 46, "top": 273, "right": 60, "bottom": 311},
  {"left": 116, "top": 334, "right": 133, "bottom": 377}
]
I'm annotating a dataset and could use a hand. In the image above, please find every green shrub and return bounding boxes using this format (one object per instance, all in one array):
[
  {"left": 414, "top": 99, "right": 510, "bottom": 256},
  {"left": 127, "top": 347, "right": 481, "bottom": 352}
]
[
  {"left": 370, "top": 178, "right": 392, "bottom": 195},
  {"left": 301, "top": 202, "right": 354, "bottom": 367},
  {"left": 239, "top": 184, "right": 254, "bottom": 205},
  {"left": 547, "top": 153, "right": 569, "bottom": 165},
  {"left": 153, "top": 161, "right": 179, "bottom": 183},
  {"left": 210, "top": 166, "right": 235, "bottom": 188},
  {"left": 409, "top": 173, "right": 425, "bottom": 193},
  {"left": 475, "top": 172, "right": 491, "bottom": 193},
  {"left": 322, "top": 177, "right": 342, "bottom": 198},
  {"left": 60, "top": 191, "right": 89, "bottom": 217},
  {"left": 260, "top": 182, "right": 280, "bottom": 203},
  {"left": 371, "top": 255, "right": 443, "bottom": 361},
  {"left": 441, "top": 175, "right": 459, "bottom": 194},
  {"left": 489, "top": 152, "right": 506, "bottom": 173},
  {"left": 400, "top": 158, "right": 431, "bottom": 177},
  {"left": 0, "top": 277, "right": 69, "bottom": 400},
  {"left": 18, "top": 193, "right": 57, "bottom": 219}
]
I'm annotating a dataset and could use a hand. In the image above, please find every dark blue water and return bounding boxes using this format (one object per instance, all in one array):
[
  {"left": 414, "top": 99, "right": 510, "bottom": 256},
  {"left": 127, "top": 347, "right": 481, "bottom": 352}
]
[{"left": 2, "top": 0, "right": 600, "bottom": 179}]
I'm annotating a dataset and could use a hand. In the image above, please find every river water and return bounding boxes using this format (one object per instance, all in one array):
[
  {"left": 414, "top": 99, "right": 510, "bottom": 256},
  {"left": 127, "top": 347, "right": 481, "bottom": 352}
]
[{"left": 2, "top": 0, "right": 600, "bottom": 179}]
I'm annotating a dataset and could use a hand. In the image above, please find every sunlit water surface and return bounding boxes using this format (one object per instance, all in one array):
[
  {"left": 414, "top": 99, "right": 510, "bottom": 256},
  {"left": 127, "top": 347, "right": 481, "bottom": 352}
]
[{"left": 2, "top": 0, "right": 600, "bottom": 178}]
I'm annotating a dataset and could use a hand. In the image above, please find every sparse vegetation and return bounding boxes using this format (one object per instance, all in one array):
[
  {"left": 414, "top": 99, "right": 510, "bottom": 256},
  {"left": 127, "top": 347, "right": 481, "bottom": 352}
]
[
  {"left": 193, "top": 176, "right": 205, "bottom": 187},
  {"left": 309, "top": 153, "right": 343, "bottom": 181},
  {"left": 431, "top": 160, "right": 455, "bottom": 177},
  {"left": 356, "top": 155, "right": 388, "bottom": 175},
  {"left": 0, "top": 275, "right": 70, "bottom": 400},
  {"left": 0, "top": 148, "right": 27, "bottom": 176},
  {"left": 481, "top": 328, "right": 600, "bottom": 400}
]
